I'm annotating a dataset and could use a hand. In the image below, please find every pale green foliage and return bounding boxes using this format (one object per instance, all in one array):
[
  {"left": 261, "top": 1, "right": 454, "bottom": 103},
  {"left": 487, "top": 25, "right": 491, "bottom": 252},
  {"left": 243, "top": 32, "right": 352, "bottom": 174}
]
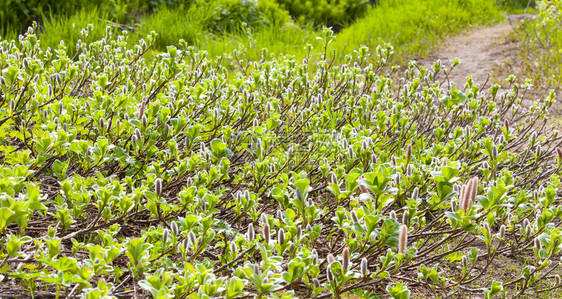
[{"left": 0, "top": 26, "right": 562, "bottom": 298}]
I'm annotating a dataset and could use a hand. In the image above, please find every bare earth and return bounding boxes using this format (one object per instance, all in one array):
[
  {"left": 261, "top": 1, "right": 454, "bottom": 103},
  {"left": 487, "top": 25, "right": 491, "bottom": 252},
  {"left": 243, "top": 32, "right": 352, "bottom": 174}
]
[{"left": 421, "top": 15, "right": 532, "bottom": 90}]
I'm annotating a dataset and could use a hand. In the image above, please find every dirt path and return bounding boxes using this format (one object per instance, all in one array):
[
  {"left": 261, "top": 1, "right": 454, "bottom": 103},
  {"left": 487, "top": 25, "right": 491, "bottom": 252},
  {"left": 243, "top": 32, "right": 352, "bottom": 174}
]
[{"left": 422, "top": 15, "right": 532, "bottom": 89}]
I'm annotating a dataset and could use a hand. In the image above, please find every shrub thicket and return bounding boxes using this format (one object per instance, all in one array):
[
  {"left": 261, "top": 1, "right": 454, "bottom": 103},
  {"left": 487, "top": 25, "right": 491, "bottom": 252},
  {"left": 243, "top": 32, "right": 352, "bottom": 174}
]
[
  {"left": 274, "top": 0, "right": 367, "bottom": 29},
  {"left": 512, "top": 0, "right": 562, "bottom": 92},
  {"left": 1, "top": 26, "right": 562, "bottom": 298}
]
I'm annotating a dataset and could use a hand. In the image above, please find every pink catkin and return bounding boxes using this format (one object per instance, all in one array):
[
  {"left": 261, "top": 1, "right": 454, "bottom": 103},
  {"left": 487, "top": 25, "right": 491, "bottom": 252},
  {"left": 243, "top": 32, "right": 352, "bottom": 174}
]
[
  {"left": 398, "top": 224, "right": 408, "bottom": 254},
  {"left": 470, "top": 177, "right": 479, "bottom": 202},
  {"left": 459, "top": 184, "right": 469, "bottom": 211}
]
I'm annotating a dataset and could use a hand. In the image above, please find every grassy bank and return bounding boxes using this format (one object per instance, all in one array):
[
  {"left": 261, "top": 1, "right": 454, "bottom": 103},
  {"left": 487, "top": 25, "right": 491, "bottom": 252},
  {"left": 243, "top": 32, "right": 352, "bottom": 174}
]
[{"left": 2, "top": 0, "right": 506, "bottom": 64}]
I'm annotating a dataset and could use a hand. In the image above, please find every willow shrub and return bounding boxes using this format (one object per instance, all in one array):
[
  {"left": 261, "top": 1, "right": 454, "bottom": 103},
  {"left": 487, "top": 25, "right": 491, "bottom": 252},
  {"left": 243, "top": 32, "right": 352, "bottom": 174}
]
[{"left": 1, "top": 26, "right": 562, "bottom": 298}]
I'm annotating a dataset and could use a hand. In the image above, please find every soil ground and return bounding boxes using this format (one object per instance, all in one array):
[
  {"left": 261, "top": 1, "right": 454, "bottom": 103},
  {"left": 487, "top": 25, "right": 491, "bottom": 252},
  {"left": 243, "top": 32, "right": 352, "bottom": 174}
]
[{"left": 421, "top": 14, "right": 535, "bottom": 91}]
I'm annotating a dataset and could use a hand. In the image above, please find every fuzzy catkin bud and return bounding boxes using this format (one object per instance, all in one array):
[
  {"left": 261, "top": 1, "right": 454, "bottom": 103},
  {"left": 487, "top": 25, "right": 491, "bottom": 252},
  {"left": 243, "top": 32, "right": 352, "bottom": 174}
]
[
  {"left": 556, "top": 275, "right": 561, "bottom": 286},
  {"left": 171, "top": 221, "right": 178, "bottom": 236},
  {"left": 188, "top": 231, "right": 196, "bottom": 245},
  {"left": 406, "top": 144, "right": 412, "bottom": 161},
  {"left": 326, "top": 267, "right": 333, "bottom": 282},
  {"left": 138, "top": 101, "right": 147, "bottom": 120},
  {"left": 351, "top": 211, "right": 359, "bottom": 223},
  {"left": 327, "top": 253, "right": 336, "bottom": 264},
  {"left": 230, "top": 242, "right": 237, "bottom": 253},
  {"left": 394, "top": 201, "right": 406, "bottom": 221},
  {"left": 557, "top": 147, "right": 562, "bottom": 161},
  {"left": 412, "top": 187, "right": 419, "bottom": 200},
  {"left": 155, "top": 179, "right": 163, "bottom": 197},
  {"left": 263, "top": 223, "right": 270, "bottom": 244},
  {"left": 389, "top": 210, "right": 397, "bottom": 220},
  {"left": 182, "top": 236, "right": 189, "bottom": 251},
  {"left": 313, "top": 278, "right": 321, "bottom": 288},
  {"left": 526, "top": 224, "right": 532, "bottom": 237},
  {"left": 342, "top": 247, "right": 350, "bottom": 272},
  {"left": 462, "top": 255, "right": 470, "bottom": 268},
  {"left": 361, "top": 258, "right": 368, "bottom": 275},
  {"left": 247, "top": 223, "right": 255, "bottom": 241},
  {"left": 398, "top": 224, "right": 408, "bottom": 254},
  {"left": 312, "top": 249, "right": 318, "bottom": 265},
  {"left": 142, "top": 115, "right": 148, "bottom": 128},
  {"left": 459, "top": 184, "right": 469, "bottom": 211},
  {"left": 534, "top": 237, "right": 541, "bottom": 250},
  {"left": 331, "top": 173, "right": 337, "bottom": 185},
  {"left": 296, "top": 188, "right": 303, "bottom": 202},
  {"left": 278, "top": 229, "right": 285, "bottom": 245},
  {"left": 499, "top": 225, "right": 506, "bottom": 240},
  {"left": 162, "top": 229, "right": 168, "bottom": 245},
  {"left": 135, "top": 128, "right": 142, "bottom": 141}
]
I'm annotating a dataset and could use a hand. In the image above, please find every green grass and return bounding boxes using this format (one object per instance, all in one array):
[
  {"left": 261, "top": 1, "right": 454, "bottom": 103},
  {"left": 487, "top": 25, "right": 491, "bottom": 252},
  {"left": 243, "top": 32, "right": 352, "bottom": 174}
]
[
  {"left": 333, "top": 0, "right": 504, "bottom": 62},
  {"left": 27, "top": 0, "right": 506, "bottom": 64},
  {"left": 158, "top": 0, "right": 506, "bottom": 64},
  {"left": 38, "top": 9, "right": 118, "bottom": 57}
]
